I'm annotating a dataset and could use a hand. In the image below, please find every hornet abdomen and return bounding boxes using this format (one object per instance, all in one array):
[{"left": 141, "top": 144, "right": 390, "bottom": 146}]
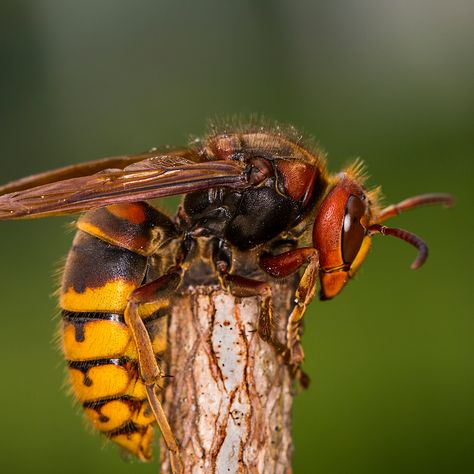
[{"left": 60, "top": 203, "right": 174, "bottom": 460}]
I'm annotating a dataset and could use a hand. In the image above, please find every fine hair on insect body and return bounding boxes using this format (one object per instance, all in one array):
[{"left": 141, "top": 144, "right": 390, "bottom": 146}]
[{"left": 0, "top": 120, "right": 453, "bottom": 473}]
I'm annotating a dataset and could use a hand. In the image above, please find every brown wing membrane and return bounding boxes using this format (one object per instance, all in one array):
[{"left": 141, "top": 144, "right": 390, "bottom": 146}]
[
  {"left": 0, "top": 156, "right": 249, "bottom": 220},
  {"left": 0, "top": 149, "right": 195, "bottom": 195}
]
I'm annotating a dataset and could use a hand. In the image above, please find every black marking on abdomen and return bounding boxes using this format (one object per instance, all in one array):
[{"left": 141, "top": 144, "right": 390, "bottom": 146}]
[
  {"left": 62, "top": 310, "right": 125, "bottom": 342},
  {"left": 106, "top": 420, "right": 148, "bottom": 438},
  {"left": 83, "top": 395, "right": 146, "bottom": 425},
  {"left": 82, "top": 394, "right": 143, "bottom": 409},
  {"left": 62, "top": 231, "right": 147, "bottom": 293},
  {"left": 68, "top": 356, "right": 131, "bottom": 369},
  {"left": 142, "top": 306, "right": 168, "bottom": 326},
  {"left": 68, "top": 357, "right": 135, "bottom": 387}
]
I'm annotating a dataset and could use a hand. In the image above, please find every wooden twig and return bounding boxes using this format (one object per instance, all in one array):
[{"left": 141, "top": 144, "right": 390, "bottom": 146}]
[{"left": 160, "top": 276, "right": 298, "bottom": 473}]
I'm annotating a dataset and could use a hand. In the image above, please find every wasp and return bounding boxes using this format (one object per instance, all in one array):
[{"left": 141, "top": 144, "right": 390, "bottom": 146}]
[{"left": 0, "top": 123, "right": 452, "bottom": 473}]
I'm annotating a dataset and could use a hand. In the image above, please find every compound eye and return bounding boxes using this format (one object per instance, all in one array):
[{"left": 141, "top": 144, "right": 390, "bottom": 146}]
[{"left": 342, "top": 195, "right": 367, "bottom": 264}]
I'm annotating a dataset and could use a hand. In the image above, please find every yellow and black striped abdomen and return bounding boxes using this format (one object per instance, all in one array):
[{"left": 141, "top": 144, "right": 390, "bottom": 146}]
[{"left": 60, "top": 203, "right": 173, "bottom": 460}]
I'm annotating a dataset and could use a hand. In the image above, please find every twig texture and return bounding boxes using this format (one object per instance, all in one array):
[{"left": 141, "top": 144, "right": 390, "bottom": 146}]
[{"left": 160, "top": 279, "right": 298, "bottom": 474}]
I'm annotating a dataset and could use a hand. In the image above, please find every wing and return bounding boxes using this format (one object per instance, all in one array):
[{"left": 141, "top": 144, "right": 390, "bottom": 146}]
[
  {"left": 0, "top": 151, "right": 249, "bottom": 220},
  {"left": 0, "top": 149, "right": 195, "bottom": 195}
]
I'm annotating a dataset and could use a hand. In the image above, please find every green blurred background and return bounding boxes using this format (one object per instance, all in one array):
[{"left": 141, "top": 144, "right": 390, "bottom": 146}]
[{"left": 0, "top": 1, "right": 472, "bottom": 473}]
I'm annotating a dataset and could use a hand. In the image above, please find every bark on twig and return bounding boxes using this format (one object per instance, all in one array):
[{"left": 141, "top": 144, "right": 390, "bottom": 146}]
[{"left": 160, "top": 278, "right": 298, "bottom": 474}]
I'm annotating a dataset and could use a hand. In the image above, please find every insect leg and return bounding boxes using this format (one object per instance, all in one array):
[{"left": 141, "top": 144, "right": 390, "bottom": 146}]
[
  {"left": 260, "top": 248, "right": 319, "bottom": 367},
  {"left": 125, "top": 268, "right": 184, "bottom": 474}
]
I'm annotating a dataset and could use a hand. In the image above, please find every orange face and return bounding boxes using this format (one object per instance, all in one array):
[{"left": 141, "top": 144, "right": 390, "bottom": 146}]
[{"left": 313, "top": 175, "right": 373, "bottom": 300}]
